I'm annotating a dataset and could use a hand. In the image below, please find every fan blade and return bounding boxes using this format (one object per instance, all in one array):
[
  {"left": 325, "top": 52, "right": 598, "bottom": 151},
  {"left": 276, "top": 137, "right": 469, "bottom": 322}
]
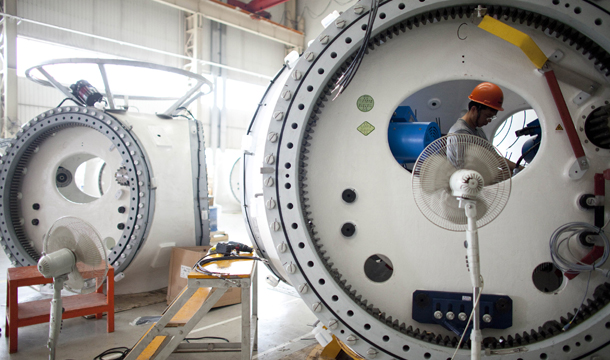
[
  {"left": 74, "top": 234, "right": 103, "bottom": 267},
  {"left": 419, "top": 154, "right": 454, "bottom": 194},
  {"left": 65, "top": 269, "right": 85, "bottom": 292},
  {"left": 45, "top": 225, "right": 77, "bottom": 254}
]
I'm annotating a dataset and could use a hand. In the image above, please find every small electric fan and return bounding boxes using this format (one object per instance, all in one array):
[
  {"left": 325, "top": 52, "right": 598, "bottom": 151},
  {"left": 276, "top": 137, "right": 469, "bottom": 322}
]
[
  {"left": 412, "top": 134, "right": 511, "bottom": 360},
  {"left": 37, "top": 216, "right": 108, "bottom": 360}
]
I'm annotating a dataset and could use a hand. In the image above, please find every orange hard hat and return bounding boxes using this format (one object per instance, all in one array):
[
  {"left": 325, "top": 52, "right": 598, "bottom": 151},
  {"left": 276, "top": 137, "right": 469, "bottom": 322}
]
[{"left": 468, "top": 82, "right": 504, "bottom": 111}]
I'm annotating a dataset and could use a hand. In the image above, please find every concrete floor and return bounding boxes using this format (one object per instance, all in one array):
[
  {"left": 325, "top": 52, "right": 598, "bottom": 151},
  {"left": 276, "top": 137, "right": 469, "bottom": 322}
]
[{"left": 0, "top": 211, "right": 319, "bottom": 360}]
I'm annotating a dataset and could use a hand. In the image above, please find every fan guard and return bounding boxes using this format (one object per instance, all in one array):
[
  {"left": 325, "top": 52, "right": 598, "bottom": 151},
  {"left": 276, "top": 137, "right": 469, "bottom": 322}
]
[
  {"left": 412, "top": 134, "right": 512, "bottom": 231},
  {"left": 43, "top": 216, "right": 108, "bottom": 294}
]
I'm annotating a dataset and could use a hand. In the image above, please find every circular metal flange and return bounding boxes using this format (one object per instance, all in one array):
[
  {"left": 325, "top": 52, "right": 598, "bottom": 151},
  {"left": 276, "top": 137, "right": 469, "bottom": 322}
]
[
  {"left": 0, "top": 106, "right": 153, "bottom": 273},
  {"left": 245, "top": 1, "right": 610, "bottom": 359}
]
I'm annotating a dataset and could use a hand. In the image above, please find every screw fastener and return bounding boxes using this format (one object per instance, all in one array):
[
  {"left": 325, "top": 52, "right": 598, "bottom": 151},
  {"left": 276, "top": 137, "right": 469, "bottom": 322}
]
[{"left": 482, "top": 314, "right": 492, "bottom": 323}]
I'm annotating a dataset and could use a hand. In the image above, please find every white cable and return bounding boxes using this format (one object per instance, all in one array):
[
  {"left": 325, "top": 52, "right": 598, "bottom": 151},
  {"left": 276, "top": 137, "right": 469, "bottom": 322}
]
[
  {"left": 450, "top": 288, "right": 483, "bottom": 360},
  {"left": 549, "top": 222, "right": 610, "bottom": 276}
]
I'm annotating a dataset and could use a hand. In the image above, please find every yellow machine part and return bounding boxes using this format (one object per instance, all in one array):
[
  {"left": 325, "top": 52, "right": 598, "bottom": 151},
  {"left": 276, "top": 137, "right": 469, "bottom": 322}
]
[{"left": 478, "top": 15, "right": 548, "bottom": 69}]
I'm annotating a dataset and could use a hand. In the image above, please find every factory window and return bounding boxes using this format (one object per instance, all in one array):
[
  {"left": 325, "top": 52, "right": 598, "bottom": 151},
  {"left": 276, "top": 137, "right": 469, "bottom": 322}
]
[{"left": 492, "top": 109, "right": 541, "bottom": 167}]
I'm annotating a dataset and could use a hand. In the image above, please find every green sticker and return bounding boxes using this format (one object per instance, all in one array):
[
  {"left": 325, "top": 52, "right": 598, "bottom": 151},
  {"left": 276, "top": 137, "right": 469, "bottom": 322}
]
[
  {"left": 357, "top": 121, "right": 375, "bottom": 136},
  {"left": 357, "top": 95, "right": 374, "bottom": 112}
]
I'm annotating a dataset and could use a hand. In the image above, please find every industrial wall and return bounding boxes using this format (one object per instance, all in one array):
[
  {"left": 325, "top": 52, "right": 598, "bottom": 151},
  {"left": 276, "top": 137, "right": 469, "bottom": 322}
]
[{"left": 12, "top": 0, "right": 288, "bottom": 152}]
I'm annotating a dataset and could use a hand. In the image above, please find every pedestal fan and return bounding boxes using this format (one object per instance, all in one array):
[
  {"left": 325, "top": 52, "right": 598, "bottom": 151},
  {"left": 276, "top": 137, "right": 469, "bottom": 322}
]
[
  {"left": 412, "top": 134, "right": 512, "bottom": 360},
  {"left": 37, "top": 216, "right": 108, "bottom": 360}
]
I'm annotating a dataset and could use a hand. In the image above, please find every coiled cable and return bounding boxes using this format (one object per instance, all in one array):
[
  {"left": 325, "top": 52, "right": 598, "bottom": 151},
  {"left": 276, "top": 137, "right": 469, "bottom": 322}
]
[{"left": 549, "top": 222, "right": 609, "bottom": 276}]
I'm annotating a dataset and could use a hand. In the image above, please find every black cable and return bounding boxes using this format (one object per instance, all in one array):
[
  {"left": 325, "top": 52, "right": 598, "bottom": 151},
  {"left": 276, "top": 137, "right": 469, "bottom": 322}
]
[
  {"left": 175, "top": 107, "right": 205, "bottom": 245},
  {"left": 194, "top": 255, "right": 266, "bottom": 276},
  {"left": 56, "top": 97, "right": 82, "bottom": 108},
  {"left": 184, "top": 336, "right": 230, "bottom": 343},
  {"left": 94, "top": 346, "right": 130, "bottom": 360},
  {"left": 332, "top": 0, "right": 379, "bottom": 99},
  {"left": 515, "top": 141, "right": 541, "bottom": 168}
]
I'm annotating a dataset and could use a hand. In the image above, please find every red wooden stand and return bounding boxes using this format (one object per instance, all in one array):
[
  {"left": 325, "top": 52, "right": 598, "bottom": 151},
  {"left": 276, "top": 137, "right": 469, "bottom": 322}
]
[{"left": 5, "top": 265, "right": 114, "bottom": 353}]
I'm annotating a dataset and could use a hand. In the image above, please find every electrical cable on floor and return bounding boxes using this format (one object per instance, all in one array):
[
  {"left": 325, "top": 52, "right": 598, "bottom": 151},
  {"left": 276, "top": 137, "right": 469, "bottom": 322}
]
[
  {"left": 93, "top": 346, "right": 130, "bottom": 360},
  {"left": 450, "top": 289, "right": 483, "bottom": 360},
  {"left": 184, "top": 336, "right": 230, "bottom": 343}
]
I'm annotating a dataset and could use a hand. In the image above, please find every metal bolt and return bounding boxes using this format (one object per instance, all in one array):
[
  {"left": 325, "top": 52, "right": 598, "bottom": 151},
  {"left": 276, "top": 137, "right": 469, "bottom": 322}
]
[
  {"left": 266, "top": 198, "right": 277, "bottom": 209},
  {"left": 298, "top": 283, "right": 309, "bottom": 294},
  {"left": 264, "top": 177, "right": 275, "bottom": 187},
  {"left": 482, "top": 314, "right": 492, "bottom": 323},
  {"left": 367, "top": 348, "right": 378, "bottom": 358},
  {"left": 346, "top": 335, "right": 357, "bottom": 346},
  {"left": 328, "top": 319, "right": 339, "bottom": 330},
  {"left": 126, "top": 141, "right": 131, "bottom": 146},
  {"left": 265, "top": 154, "right": 276, "bottom": 165},
  {"left": 281, "top": 90, "right": 292, "bottom": 100},
  {"left": 139, "top": 192, "right": 144, "bottom": 197},
  {"left": 117, "top": 223, "right": 125, "bottom": 230},
  {"left": 31, "top": 219, "right": 39, "bottom": 226},
  {"left": 126, "top": 245, "right": 132, "bottom": 250},
  {"left": 277, "top": 242, "right": 288, "bottom": 253},
  {"left": 320, "top": 35, "right": 330, "bottom": 45},
  {"left": 292, "top": 70, "right": 302, "bottom": 80},
  {"left": 273, "top": 111, "right": 284, "bottom": 121},
  {"left": 580, "top": 126, "right": 584, "bottom": 130},
  {"left": 130, "top": 235, "right": 136, "bottom": 240},
  {"left": 271, "top": 221, "right": 281, "bottom": 231},
  {"left": 312, "top": 302, "right": 323, "bottom": 312},
  {"left": 458, "top": 312, "right": 468, "bottom": 321},
  {"left": 120, "top": 254, "right": 126, "bottom": 259},
  {"left": 267, "top": 132, "right": 279, "bottom": 143},
  {"left": 32, "top": 203, "right": 40, "bottom": 210},
  {"left": 134, "top": 160, "right": 139, "bottom": 165},
  {"left": 135, "top": 225, "right": 140, "bottom": 230},
  {"left": 434, "top": 311, "right": 443, "bottom": 320},
  {"left": 137, "top": 214, "right": 143, "bottom": 219},
  {"left": 118, "top": 206, "right": 126, "bottom": 214},
  {"left": 139, "top": 203, "right": 144, "bottom": 208},
  {"left": 120, "top": 134, "right": 125, "bottom": 138},
  {"left": 585, "top": 140, "right": 589, "bottom": 143},
  {"left": 335, "top": 19, "right": 347, "bottom": 28},
  {"left": 305, "top": 52, "right": 315, "bottom": 62},
  {"left": 286, "top": 263, "right": 297, "bottom": 274},
  {"left": 354, "top": 5, "right": 365, "bottom": 14},
  {"left": 596, "top": 148, "right": 600, "bottom": 152},
  {"left": 446, "top": 311, "right": 455, "bottom": 321}
]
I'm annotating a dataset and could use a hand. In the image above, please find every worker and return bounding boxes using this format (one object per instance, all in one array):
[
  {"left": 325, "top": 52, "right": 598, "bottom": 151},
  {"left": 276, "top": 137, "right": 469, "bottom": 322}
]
[{"left": 448, "top": 82, "right": 521, "bottom": 172}]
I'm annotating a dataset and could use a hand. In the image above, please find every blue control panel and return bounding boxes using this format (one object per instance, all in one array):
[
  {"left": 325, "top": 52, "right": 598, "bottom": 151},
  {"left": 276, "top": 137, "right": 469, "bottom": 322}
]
[{"left": 412, "top": 290, "right": 513, "bottom": 337}]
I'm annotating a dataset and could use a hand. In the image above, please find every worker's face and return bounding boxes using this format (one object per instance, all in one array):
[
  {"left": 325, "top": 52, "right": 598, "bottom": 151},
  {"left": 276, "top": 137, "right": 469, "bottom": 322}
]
[{"left": 475, "top": 107, "right": 498, "bottom": 127}]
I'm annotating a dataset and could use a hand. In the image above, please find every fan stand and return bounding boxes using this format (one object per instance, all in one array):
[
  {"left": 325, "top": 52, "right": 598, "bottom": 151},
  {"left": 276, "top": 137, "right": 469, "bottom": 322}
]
[
  {"left": 460, "top": 198, "right": 483, "bottom": 360},
  {"left": 48, "top": 275, "right": 67, "bottom": 360}
]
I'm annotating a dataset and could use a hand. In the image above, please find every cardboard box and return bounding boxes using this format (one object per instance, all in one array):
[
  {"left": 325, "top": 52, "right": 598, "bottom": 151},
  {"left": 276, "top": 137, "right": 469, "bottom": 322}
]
[{"left": 167, "top": 246, "right": 242, "bottom": 307}]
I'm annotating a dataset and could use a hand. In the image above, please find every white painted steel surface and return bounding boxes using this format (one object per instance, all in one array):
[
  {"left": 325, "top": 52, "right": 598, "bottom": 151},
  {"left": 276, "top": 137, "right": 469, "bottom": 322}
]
[{"left": 243, "top": 0, "right": 610, "bottom": 359}]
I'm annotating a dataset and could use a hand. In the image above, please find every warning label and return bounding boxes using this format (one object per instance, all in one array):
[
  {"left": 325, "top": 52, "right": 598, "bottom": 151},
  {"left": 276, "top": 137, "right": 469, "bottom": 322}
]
[
  {"left": 180, "top": 265, "right": 191, "bottom": 279},
  {"left": 357, "top": 95, "right": 374, "bottom": 112},
  {"left": 357, "top": 121, "right": 375, "bottom": 136},
  {"left": 556, "top": 124, "right": 564, "bottom": 131}
]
